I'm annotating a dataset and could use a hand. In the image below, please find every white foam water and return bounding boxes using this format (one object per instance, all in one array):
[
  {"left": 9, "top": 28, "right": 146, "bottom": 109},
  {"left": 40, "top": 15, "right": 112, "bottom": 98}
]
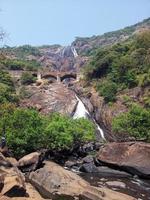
[{"left": 73, "top": 95, "right": 105, "bottom": 140}]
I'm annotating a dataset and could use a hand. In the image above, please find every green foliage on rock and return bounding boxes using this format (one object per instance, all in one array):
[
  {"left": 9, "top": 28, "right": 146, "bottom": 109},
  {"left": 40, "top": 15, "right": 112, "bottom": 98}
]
[
  {"left": 0, "top": 58, "right": 41, "bottom": 71},
  {"left": 21, "top": 72, "right": 36, "bottom": 85},
  {"left": 96, "top": 79, "right": 118, "bottom": 102},
  {"left": 0, "top": 105, "right": 46, "bottom": 157},
  {"left": 0, "top": 106, "right": 95, "bottom": 157},
  {"left": 1, "top": 45, "right": 41, "bottom": 59},
  {"left": 44, "top": 113, "right": 95, "bottom": 151},
  {"left": 0, "top": 70, "right": 14, "bottom": 88},
  {"left": 0, "top": 70, "right": 18, "bottom": 103},
  {"left": 112, "top": 104, "right": 150, "bottom": 141}
]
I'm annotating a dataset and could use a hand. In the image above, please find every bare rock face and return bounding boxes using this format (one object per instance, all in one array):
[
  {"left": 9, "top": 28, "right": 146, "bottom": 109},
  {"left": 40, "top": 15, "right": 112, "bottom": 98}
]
[
  {"left": 20, "top": 83, "right": 77, "bottom": 116},
  {"left": 29, "top": 161, "right": 135, "bottom": 200},
  {"left": 97, "top": 142, "right": 150, "bottom": 178}
]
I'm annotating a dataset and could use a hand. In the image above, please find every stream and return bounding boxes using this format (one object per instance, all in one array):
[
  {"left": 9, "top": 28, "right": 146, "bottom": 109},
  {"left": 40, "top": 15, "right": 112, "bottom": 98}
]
[{"left": 81, "top": 173, "right": 150, "bottom": 200}]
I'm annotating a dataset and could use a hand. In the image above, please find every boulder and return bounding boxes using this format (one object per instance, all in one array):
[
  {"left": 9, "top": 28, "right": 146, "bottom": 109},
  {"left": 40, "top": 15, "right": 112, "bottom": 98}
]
[
  {"left": 80, "top": 155, "right": 99, "bottom": 173},
  {"left": 29, "top": 161, "right": 135, "bottom": 200},
  {"left": 0, "top": 153, "right": 12, "bottom": 168},
  {"left": 0, "top": 183, "right": 49, "bottom": 200},
  {"left": 82, "top": 155, "right": 94, "bottom": 163},
  {"left": 0, "top": 167, "right": 26, "bottom": 197},
  {"left": 97, "top": 166, "right": 131, "bottom": 178},
  {"left": 17, "top": 152, "right": 45, "bottom": 172},
  {"left": 106, "top": 181, "right": 126, "bottom": 189},
  {"left": 80, "top": 162, "right": 99, "bottom": 173},
  {"left": 97, "top": 142, "right": 150, "bottom": 178},
  {"left": 0, "top": 196, "right": 11, "bottom": 200},
  {"left": 6, "top": 158, "right": 17, "bottom": 167},
  {"left": 65, "top": 161, "right": 77, "bottom": 168},
  {"left": 10, "top": 183, "right": 49, "bottom": 200}
]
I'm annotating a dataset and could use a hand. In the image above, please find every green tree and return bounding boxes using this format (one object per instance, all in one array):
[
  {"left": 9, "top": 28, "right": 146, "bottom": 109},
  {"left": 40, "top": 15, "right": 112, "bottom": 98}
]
[
  {"left": 112, "top": 104, "right": 150, "bottom": 140},
  {"left": 0, "top": 107, "right": 46, "bottom": 157}
]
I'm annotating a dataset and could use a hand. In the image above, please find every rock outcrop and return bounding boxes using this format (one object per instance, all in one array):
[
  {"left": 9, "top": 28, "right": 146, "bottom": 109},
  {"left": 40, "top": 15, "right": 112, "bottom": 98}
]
[
  {"left": 97, "top": 142, "right": 150, "bottom": 178},
  {"left": 20, "top": 83, "right": 77, "bottom": 115},
  {"left": 29, "top": 161, "right": 135, "bottom": 200}
]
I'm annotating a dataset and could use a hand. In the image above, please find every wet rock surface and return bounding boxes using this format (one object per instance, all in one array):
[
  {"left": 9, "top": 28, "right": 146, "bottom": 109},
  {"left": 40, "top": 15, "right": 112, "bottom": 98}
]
[
  {"left": 81, "top": 173, "right": 150, "bottom": 200},
  {"left": 97, "top": 142, "right": 150, "bottom": 178}
]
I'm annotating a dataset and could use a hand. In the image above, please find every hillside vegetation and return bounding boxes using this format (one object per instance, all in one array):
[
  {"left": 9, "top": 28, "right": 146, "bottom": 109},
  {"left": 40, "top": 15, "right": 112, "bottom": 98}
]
[{"left": 83, "top": 30, "right": 150, "bottom": 141}]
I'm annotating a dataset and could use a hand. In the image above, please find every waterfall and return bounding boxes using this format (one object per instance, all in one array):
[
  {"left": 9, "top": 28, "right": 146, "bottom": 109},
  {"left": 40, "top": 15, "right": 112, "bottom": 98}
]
[
  {"left": 73, "top": 95, "right": 89, "bottom": 119},
  {"left": 71, "top": 47, "right": 78, "bottom": 58},
  {"left": 73, "top": 95, "right": 105, "bottom": 140}
]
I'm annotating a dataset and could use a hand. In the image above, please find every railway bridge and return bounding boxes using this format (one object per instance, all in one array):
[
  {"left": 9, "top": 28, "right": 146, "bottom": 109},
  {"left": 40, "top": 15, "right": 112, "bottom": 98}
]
[{"left": 8, "top": 70, "right": 79, "bottom": 83}]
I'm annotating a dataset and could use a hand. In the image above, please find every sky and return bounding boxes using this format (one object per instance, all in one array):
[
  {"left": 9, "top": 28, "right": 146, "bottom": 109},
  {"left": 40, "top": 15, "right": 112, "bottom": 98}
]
[{"left": 0, "top": 0, "right": 150, "bottom": 46}]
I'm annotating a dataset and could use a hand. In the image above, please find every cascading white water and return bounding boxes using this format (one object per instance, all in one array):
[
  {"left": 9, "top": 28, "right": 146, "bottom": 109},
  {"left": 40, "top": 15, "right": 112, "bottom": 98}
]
[
  {"left": 73, "top": 95, "right": 105, "bottom": 140},
  {"left": 73, "top": 95, "right": 89, "bottom": 119},
  {"left": 71, "top": 47, "right": 78, "bottom": 58}
]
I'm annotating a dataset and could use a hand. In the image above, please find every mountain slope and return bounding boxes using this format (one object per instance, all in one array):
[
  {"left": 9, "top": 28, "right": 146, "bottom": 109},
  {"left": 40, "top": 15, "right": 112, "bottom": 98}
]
[{"left": 72, "top": 18, "right": 150, "bottom": 55}]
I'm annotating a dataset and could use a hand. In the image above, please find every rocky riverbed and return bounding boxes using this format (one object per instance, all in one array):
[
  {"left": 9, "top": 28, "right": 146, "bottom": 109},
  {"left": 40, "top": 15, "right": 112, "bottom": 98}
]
[{"left": 1, "top": 140, "right": 150, "bottom": 200}]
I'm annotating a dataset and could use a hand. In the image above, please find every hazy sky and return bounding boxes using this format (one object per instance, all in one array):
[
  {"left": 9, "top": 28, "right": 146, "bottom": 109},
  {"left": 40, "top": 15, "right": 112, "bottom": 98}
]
[{"left": 0, "top": 0, "right": 150, "bottom": 46}]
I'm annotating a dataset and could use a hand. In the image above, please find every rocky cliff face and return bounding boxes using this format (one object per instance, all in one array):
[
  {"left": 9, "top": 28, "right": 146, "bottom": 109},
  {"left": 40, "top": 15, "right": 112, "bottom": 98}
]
[
  {"left": 20, "top": 83, "right": 77, "bottom": 116},
  {"left": 2, "top": 18, "right": 150, "bottom": 73},
  {"left": 39, "top": 45, "right": 88, "bottom": 72}
]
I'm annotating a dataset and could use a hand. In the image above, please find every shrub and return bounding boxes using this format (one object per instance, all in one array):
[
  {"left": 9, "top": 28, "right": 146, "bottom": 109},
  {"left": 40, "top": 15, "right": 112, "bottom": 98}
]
[
  {"left": 0, "top": 108, "right": 95, "bottom": 157},
  {"left": 0, "top": 70, "right": 14, "bottom": 88},
  {"left": 21, "top": 72, "right": 36, "bottom": 85},
  {"left": 112, "top": 104, "right": 150, "bottom": 141},
  {"left": 0, "top": 83, "right": 18, "bottom": 103},
  {"left": 96, "top": 79, "right": 118, "bottom": 102},
  {"left": 44, "top": 113, "right": 95, "bottom": 150},
  {"left": 0, "top": 107, "right": 46, "bottom": 157},
  {"left": 44, "top": 114, "right": 74, "bottom": 150}
]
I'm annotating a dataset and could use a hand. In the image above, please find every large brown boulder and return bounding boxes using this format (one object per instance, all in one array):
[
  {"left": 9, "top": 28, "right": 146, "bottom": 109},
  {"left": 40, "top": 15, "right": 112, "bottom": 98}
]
[
  {"left": 17, "top": 152, "right": 45, "bottom": 172},
  {"left": 97, "top": 142, "right": 150, "bottom": 178},
  {"left": 0, "top": 152, "right": 26, "bottom": 197},
  {"left": 0, "top": 167, "right": 26, "bottom": 197},
  {"left": 29, "top": 161, "right": 135, "bottom": 200}
]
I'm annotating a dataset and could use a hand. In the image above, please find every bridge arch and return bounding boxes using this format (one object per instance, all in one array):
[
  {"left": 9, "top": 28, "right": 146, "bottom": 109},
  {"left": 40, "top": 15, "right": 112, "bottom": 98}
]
[
  {"left": 42, "top": 74, "right": 57, "bottom": 80},
  {"left": 60, "top": 73, "right": 77, "bottom": 82},
  {"left": 42, "top": 74, "right": 57, "bottom": 83}
]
